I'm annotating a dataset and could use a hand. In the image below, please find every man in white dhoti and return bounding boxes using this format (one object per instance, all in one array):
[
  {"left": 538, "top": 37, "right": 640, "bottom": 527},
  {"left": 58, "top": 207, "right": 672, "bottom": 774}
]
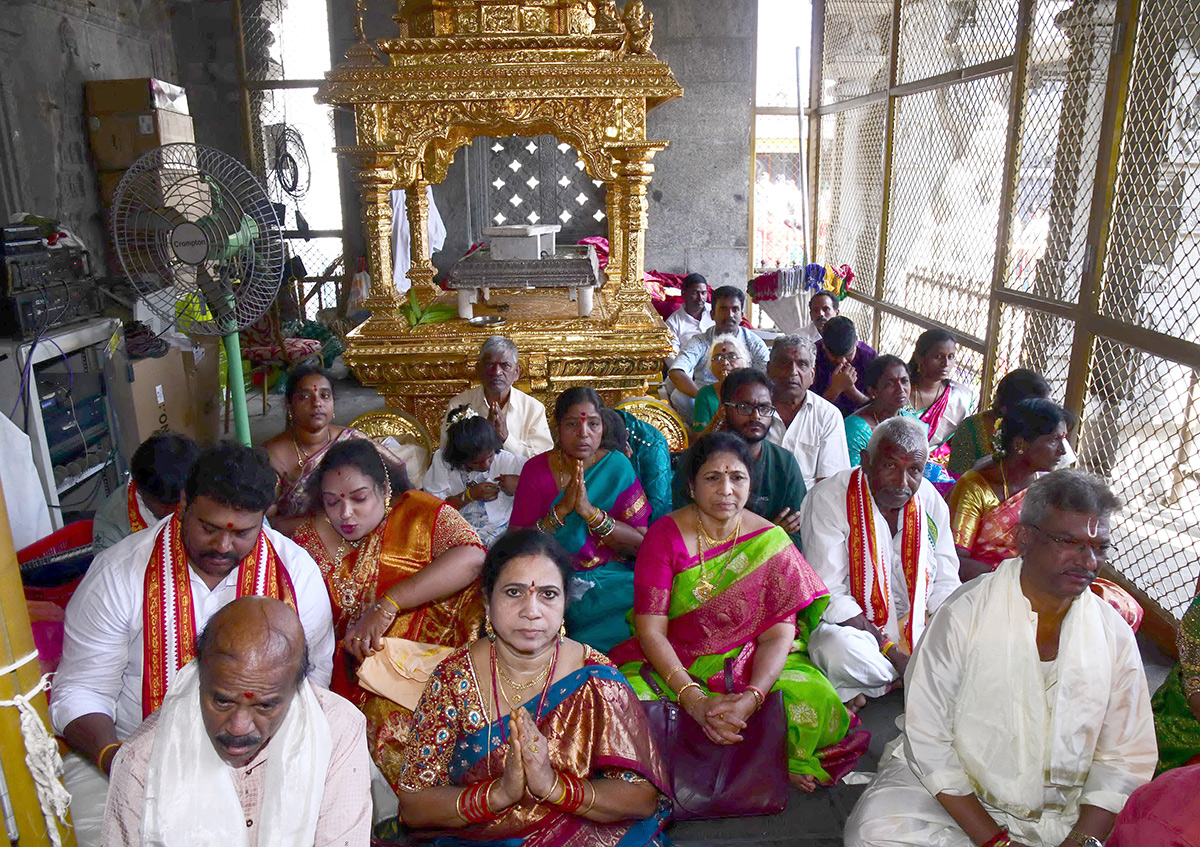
[
  {"left": 439, "top": 336, "right": 554, "bottom": 458},
  {"left": 798, "top": 416, "right": 959, "bottom": 705},
  {"left": 844, "top": 470, "right": 1156, "bottom": 847},
  {"left": 51, "top": 443, "right": 335, "bottom": 847},
  {"left": 102, "top": 597, "right": 370, "bottom": 847}
]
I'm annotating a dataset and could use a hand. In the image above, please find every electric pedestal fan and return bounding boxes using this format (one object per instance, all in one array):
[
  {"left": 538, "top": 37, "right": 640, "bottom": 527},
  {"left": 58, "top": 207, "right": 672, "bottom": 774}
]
[{"left": 110, "top": 143, "right": 286, "bottom": 445}]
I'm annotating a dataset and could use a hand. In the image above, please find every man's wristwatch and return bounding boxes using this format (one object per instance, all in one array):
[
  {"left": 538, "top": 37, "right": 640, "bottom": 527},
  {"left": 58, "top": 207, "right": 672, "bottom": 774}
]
[{"left": 1065, "top": 830, "right": 1103, "bottom": 847}]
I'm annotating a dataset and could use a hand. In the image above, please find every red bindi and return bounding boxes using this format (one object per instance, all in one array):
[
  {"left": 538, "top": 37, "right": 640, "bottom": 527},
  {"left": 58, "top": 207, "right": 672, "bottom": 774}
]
[
  {"left": 226, "top": 522, "right": 235, "bottom": 530},
  {"left": 243, "top": 692, "right": 254, "bottom": 699}
]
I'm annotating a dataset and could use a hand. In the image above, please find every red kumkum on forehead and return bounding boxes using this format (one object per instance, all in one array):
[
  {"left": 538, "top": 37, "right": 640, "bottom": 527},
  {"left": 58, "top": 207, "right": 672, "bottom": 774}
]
[{"left": 243, "top": 692, "right": 254, "bottom": 699}]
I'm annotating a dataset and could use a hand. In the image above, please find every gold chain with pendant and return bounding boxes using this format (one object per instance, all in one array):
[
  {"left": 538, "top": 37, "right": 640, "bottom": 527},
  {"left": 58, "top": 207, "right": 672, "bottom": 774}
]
[{"left": 693, "top": 506, "right": 741, "bottom": 603}]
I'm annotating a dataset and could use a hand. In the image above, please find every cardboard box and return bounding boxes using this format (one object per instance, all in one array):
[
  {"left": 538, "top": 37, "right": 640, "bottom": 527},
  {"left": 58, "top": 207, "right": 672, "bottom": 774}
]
[
  {"left": 181, "top": 336, "right": 223, "bottom": 445},
  {"left": 88, "top": 109, "right": 195, "bottom": 172},
  {"left": 106, "top": 346, "right": 194, "bottom": 462},
  {"left": 85, "top": 78, "right": 190, "bottom": 116}
]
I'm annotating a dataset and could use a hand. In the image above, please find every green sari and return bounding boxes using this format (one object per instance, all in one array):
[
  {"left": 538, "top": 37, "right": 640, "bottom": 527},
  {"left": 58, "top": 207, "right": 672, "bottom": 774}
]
[
  {"left": 1153, "top": 592, "right": 1200, "bottom": 774},
  {"left": 610, "top": 520, "right": 863, "bottom": 783}
]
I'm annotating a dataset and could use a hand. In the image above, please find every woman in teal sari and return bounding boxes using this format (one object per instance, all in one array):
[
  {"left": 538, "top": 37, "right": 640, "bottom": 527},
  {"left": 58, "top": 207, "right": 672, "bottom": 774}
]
[
  {"left": 398, "top": 530, "right": 668, "bottom": 846},
  {"left": 610, "top": 432, "right": 867, "bottom": 793},
  {"left": 509, "top": 387, "right": 651, "bottom": 653}
]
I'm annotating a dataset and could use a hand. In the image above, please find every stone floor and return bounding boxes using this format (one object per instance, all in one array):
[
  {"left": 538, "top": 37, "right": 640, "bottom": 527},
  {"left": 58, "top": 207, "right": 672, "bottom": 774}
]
[{"left": 253, "top": 369, "right": 1178, "bottom": 846}]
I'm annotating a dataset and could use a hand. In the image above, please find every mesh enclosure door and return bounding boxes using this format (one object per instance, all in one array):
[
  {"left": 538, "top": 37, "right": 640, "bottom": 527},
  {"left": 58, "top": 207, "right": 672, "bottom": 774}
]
[{"left": 811, "top": 0, "right": 1200, "bottom": 623}]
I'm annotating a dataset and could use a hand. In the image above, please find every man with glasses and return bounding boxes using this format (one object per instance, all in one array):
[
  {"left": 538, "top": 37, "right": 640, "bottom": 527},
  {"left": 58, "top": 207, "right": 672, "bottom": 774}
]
[
  {"left": 671, "top": 368, "right": 807, "bottom": 548},
  {"left": 798, "top": 416, "right": 960, "bottom": 709},
  {"left": 844, "top": 468, "right": 1155, "bottom": 847}
]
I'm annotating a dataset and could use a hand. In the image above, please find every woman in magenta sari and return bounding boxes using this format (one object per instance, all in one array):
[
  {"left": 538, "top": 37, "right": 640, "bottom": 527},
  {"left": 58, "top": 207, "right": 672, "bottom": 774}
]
[
  {"left": 948, "top": 398, "right": 1142, "bottom": 628},
  {"left": 397, "top": 529, "right": 669, "bottom": 846},
  {"left": 610, "top": 432, "right": 867, "bottom": 793},
  {"left": 509, "top": 387, "right": 650, "bottom": 653},
  {"left": 908, "top": 329, "right": 975, "bottom": 464}
]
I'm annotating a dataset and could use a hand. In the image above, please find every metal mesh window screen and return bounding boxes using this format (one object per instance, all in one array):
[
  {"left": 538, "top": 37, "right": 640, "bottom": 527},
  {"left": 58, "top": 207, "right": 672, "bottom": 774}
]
[
  {"left": 1003, "top": 2, "right": 1115, "bottom": 303},
  {"left": 815, "top": 103, "right": 887, "bottom": 298},
  {"left": 1078, "top": 336, "right": 1200, "bottom": 618},
  {"left": 877, "top": 312, "right": 984, "bottom": 392},
  {"left": 754, "top": 114, "right": 807, "bottom": 270},
  {"left": 840, "top": 296, "right": 878, "bottom": 349},
  {"left": 897, "top": 0, "right": 1019, "bottom": 86},
  {"left": 882, "top": 73, "right": 1012, "bottom": 341},
  {"left": 1101, "top": 3, "right": 1200, "bottom": 343},
  {"left": 819, "top": 0, "right": 893, "bottom": 106},
  {"left": 994, "top": 301, "right": 1073, "bottom": 399}
]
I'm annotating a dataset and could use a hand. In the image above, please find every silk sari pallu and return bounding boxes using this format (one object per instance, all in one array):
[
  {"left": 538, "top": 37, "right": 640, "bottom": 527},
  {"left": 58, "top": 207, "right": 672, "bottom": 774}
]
[
  {"left": 401, "top": 650, "right": 670, "bottom": 846},
  {"left": 639, "top": 660, "right": 788, "bottom": 820}
]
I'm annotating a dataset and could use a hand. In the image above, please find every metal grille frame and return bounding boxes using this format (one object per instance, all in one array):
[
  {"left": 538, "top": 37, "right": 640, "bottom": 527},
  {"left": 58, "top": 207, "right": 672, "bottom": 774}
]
[{"left": 811, "top": 0, "right": 1200, "bottom": 632}]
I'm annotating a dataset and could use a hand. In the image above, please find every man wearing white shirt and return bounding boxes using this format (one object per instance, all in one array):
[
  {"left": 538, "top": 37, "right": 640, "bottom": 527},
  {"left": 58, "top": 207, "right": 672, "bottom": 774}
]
[
  {"left": 51, "top": 442, "right": 335, "bottom": 847},
  {"left": 668, "top": 285, "right": 769, "bottom": 420},
  {"left": 440, "top": 336, "right": 554, "bottom": 458},
  {"left": 664, "top": 273, "right": 715, "bottom": 355},
  {"left": 795, "top": 289, "right": 839, "bottom": 343},
  {"left": 765, "top": 335, "right": 849, "bottom": 489},
  {"left": 845, "top": 471, "right": 1155, "bottom": 847},
  {"left": 797, "top": 417, "right": 959, "bottom": 706}
]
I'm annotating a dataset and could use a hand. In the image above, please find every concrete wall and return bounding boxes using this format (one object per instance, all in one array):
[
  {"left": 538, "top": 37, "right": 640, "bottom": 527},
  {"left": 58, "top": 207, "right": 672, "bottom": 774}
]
[
  {"left": 0, "top": 0, "right": 177, "bottom": 264},
  {"left": 643, "top": 0, "right": 755, "bottom": 287},
  {"left": 168, "top": 0, "right": 242, "bottom": 160}
]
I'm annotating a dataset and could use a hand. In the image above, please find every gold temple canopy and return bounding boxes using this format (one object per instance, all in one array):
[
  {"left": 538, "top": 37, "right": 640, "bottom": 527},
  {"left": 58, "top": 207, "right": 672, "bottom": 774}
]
[{"left": 317, "top": 0, "right": 683, "bottom": 434}]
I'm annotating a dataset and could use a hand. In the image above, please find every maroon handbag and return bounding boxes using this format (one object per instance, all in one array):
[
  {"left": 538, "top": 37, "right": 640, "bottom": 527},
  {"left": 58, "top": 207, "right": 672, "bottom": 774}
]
[{"left": 638, "top": 660, "right": 790, "bottom": 820}]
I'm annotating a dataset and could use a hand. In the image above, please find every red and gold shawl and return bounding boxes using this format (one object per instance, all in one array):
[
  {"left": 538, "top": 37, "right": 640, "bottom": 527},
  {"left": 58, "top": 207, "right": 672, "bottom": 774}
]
[
  {"left": 127, "top": 481, "right": 151, "bottom": 533},
  {"left": 846, "top": 468, "right": 928, "bottom": 649},
  {"left": 141, "top": 513, "right": 296, "bottom": 717}
]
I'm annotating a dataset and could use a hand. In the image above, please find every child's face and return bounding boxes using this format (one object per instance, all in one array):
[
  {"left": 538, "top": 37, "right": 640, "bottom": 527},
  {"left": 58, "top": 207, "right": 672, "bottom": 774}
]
[{"left": 464, "top": 450, "right": 496, "bottom": 473}]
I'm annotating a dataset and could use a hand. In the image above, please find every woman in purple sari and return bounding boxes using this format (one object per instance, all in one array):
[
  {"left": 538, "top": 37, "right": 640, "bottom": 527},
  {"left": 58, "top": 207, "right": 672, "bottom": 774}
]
[{"left": 509, "top": 387, "right": 651, "bottom": 654}]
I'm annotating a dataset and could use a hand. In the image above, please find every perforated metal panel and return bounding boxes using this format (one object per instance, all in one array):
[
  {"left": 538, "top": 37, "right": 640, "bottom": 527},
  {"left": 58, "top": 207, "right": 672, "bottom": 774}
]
[
  {"left": 483, "top": 136, "right": 606, "bottom": 242},
  {"left": 819, "top": 0, "right": 893, "bottom": 106}
]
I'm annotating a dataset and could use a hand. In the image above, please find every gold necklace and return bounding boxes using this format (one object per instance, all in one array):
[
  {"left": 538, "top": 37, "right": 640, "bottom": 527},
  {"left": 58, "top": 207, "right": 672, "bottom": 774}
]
[
  {"left": 694, "top": 506, "right": 741, "bottom": 603},
  {"left": 999, "top": 460, "right": 1010, "bottom": 500},
  {"left": 495, "top": 656, "right": 553, "bottom": 708},
  {"left": 293, "top": 429, "right": 332, "bottom": 469}
]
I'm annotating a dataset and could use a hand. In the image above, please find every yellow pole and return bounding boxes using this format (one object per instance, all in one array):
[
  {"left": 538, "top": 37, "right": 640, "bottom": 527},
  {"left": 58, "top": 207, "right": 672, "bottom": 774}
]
[{"left": 0, "top": 478, "right": 75, "bottom": 846}]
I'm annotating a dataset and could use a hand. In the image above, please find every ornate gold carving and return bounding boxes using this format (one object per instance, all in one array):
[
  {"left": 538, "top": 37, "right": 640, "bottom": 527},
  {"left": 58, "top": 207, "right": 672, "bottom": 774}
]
[
  {"left": 349, "top": 409, "right": 434, "bottom": 451},
  {"left": 319, "top": 0, "right": 679, "bottom": 431},
  {"left": 615, "top": 397, "right": 689, "bottom": 452}
]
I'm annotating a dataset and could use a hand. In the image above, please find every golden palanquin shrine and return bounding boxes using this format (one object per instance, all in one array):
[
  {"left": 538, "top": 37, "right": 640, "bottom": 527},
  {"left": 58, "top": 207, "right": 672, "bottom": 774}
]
[{"left": 317, "top": 0, "right": 682, "bottom": 435}]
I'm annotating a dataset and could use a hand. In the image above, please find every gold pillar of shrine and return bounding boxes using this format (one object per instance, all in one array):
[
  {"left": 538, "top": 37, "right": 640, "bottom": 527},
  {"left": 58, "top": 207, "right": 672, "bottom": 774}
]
[{"left": 317, "top": 0, "right": 682, "bottom": 434}]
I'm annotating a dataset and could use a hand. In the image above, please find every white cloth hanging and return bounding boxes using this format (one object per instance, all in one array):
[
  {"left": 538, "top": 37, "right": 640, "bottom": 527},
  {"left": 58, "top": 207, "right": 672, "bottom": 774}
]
[{"left": 389, "top": 186, "right": 447, "bottom": 295}]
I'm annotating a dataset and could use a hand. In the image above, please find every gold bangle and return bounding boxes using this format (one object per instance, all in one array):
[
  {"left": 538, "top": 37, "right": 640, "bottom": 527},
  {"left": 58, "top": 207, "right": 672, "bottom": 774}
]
[
  {"left": 531, "top": 773, "right": 563, "bottom": 804},
  {"left": 677, "top": 681, "right": 703, "bottom": 704},
  {"left": 579, "top": 780, "right": 596, "bottom": 816},
  {"left": 382, "top": 594, "right": 401, "bottom": 612},
  {"left": 97, "top": 742, "right": 121, "bottom": 771},
  {"left": 665, "top": 666, "right": 689, "bottom": 685},
  {"left": 455, "top": 787, "right": 468, "bottom": 821}
]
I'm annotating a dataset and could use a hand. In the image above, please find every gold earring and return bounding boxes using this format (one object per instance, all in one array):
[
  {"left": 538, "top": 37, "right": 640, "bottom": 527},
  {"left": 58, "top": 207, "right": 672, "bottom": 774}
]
[
  {"left": 485, "top": 615, "right": 496, "bottom": 642},
  {"left": 559, "top": 622, "right": 567, "bottom": 642},
  {"left": 383, "top": 474, "right": 393, "bottom": 511}
]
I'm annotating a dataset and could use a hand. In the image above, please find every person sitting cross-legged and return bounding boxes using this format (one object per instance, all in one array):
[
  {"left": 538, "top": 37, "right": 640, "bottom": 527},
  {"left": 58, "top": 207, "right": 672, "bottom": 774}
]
[
  {"left": 396, "top": 529, "right": 670, "bottom": 846},
  {"left": 797, "top": 416, "right": 960, "bottom": 709},
  {"left": 765, "top": 334, "right": 849, "bottom": 490},
  {"left": 612, "top": 432, "right": 867, "bottom": 794},
  {"left": 51, "top": 442, "right": 335, "bottom": 847},
  {"left": 102, "top": 597, "right": 371, "bottom": 847},
  {"left": 844, "top": 470, "right": 1157, "bottom": 847}
]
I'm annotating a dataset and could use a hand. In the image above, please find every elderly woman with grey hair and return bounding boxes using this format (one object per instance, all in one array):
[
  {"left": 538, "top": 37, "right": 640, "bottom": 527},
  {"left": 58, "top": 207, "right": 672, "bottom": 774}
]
[
  {"left": 797, "top": 416, "right": 961, "bottom": 708},
  {"left": 439, "top": 335, "right": 554, "bottom": 458},
  {"left": 691, "top": 332, "right": 754, "bottom": 435}
]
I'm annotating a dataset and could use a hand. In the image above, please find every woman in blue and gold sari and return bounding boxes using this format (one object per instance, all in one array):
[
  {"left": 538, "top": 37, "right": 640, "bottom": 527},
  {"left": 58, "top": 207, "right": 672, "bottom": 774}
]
[
  {"left": 509, "top": 387, "right": 651, "bottom": 653},
  {"left": 398, "top": 529, "right": 669, "bottom": 846}
]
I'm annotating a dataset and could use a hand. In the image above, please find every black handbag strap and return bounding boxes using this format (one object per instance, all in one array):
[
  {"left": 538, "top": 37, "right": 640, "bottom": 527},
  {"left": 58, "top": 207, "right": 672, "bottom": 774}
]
[
  {"left": 639, "top": 662, "right": 672, "bottom": 701},
  {"left": 724, "top": 657, "right": 734, "bottom": 693}
]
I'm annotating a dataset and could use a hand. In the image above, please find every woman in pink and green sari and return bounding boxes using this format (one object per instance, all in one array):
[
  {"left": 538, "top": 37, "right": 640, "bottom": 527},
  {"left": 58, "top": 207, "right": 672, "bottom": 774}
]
[
  {"left": 610, "top": 432, "right": 867, "bottom": 792},
  {"left": 509, "top": 387, "right": 651, "bottom": 654},
  {"left": 908, "top": 329, "right": 975, "bottom": 465}
]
